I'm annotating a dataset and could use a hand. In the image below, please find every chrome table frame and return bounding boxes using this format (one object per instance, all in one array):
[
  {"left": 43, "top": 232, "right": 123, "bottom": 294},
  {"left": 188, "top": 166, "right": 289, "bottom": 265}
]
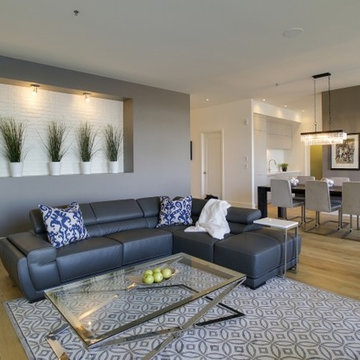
[{"left": 45, "top": 253, "right": 246, "bottom": 360}]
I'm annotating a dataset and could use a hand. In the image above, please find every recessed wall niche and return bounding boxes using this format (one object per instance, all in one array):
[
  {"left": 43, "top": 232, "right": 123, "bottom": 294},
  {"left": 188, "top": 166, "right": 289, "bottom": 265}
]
[{"left": 0, "top": 82, "right": 125, "bottom": 177}]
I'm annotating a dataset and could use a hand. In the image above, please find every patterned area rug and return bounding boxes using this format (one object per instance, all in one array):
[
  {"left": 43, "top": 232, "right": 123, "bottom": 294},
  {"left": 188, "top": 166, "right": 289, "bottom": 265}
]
[{"left": 4, "top": 278, "right": 360, "bottom": 360}]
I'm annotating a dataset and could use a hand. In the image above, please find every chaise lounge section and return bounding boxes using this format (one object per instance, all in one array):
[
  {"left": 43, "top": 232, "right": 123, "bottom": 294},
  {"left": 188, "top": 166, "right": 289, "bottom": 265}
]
[{"left": 0, "top": 197, "right": 301, "bottom": 301}]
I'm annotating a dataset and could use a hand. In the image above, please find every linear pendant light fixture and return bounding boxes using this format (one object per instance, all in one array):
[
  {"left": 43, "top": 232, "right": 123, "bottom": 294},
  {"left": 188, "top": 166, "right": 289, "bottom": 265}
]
[{"left": 300, "top": 72, "right": 347, "bottom": 146}]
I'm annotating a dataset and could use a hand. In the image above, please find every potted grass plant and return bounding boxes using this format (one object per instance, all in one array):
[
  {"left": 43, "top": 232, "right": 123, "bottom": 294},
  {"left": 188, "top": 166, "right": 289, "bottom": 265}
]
[
  {"left": 44, "top": 122, "right": 67, "bottom": 176},
  {"left": 280, "top": 163, "right": 288, "bottom": 172},
  {"left": 77, "top": 122, "right": 96, "bottom": 174},
  {"left": 0, "top": 117, "right": 25, "bottom": 177},
  {"left": 104, "top": 124, "right": 123, "bottom": 173}
]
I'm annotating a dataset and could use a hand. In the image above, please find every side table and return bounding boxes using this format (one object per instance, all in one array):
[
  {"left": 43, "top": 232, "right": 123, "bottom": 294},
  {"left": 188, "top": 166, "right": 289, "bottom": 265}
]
[{"left": 254, "top": 217, "right": 299, "bottom": 277}]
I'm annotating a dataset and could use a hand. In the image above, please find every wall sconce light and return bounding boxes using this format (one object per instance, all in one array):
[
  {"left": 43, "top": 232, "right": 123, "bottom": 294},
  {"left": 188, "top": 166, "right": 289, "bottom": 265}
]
[
  {"left": 31, "top": 84, "right": 40, "bottom": 94},
  {"left": 83, "top": 92, "right": 90, "bottom": 102}
]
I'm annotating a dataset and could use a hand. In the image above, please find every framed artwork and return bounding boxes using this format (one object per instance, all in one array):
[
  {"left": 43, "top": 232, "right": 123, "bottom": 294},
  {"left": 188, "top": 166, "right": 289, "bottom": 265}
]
[{"left": 330, "top": 133, "right": 360, "bottom": 170}]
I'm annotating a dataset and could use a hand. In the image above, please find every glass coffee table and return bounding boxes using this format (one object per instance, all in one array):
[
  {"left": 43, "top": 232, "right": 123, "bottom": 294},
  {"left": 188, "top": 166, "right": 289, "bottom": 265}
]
[{"left": 45, "top": 252, "right": 246, "bottom": 359}]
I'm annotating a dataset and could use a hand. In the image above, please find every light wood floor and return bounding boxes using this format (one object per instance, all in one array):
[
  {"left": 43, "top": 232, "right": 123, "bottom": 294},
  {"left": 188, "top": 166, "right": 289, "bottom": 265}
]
[{"left": 0, "top": 207, "right": 359, "bottom": 359}]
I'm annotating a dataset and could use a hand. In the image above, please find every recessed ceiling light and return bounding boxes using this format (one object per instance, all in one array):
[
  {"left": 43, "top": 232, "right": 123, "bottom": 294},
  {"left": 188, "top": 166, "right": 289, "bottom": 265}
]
[
  {"left": 262, "top": 98, "right": 266, "bottom": 102},
  {"left": 205, "top": 98, "right": 210, "bottom": 102},
  {"left": 282, "top": 27, "right": 304, "bottom": 38},
  {"left": 83, "top": 92, "right": 90, "bottom": 102},
  {"left": 31, "top": 84, "right": 39, "bottom": 94}
]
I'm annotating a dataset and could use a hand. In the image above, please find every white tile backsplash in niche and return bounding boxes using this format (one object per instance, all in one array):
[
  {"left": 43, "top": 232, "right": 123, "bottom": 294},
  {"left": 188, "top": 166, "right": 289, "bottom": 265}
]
[{"left": 0, "top": 83, "right": 123, "bottom": 177}]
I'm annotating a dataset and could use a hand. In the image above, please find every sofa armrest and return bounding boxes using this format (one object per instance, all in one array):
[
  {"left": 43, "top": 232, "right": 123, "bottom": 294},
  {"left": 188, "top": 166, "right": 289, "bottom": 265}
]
[
  {"left": 7, "top": 232, "right": 56, "bottom": 264},
  {"left": 226, "top": 207, "right": 262, "bottom": 225}
]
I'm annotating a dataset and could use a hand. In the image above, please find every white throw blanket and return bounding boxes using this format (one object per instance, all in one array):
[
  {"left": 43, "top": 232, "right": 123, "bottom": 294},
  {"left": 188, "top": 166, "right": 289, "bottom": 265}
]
[{"left": 185, "top": 199, "right": 231, "bottom": 239}]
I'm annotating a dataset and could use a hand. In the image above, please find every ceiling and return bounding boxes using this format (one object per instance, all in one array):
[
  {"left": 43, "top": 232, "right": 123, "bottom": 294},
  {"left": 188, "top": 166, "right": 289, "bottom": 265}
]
[{"left": 1, "top": 0, "right": 360, "bottom": 110}]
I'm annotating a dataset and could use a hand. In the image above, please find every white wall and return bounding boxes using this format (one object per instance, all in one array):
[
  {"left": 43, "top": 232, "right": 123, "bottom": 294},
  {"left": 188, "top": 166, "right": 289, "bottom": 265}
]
[
  {"left": 0, "top": 56, "right": 190, "bottom": 236},
  {"left": 191, "top": 99, "right": 253, "bottom": 207},
  {"left": 191, "top": 99, "right": 307, "bottom": 209},
  {"left": 252, "top": 101, "right": 302, "bottom": 123},
  {"left": 0, "top": 83, "right": 123, "bottom": 176}
]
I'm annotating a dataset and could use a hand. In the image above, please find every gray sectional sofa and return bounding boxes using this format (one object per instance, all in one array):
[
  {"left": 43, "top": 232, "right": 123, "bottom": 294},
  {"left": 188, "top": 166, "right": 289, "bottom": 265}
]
[{"left": 0, "top": 197, "right": 301, "bottom": 301}]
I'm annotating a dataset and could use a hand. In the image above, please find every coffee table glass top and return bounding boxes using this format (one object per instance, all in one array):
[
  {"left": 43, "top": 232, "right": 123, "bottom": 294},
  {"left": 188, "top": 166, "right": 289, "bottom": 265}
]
[{"left": 45, "top": 252, "right": 245, "bottom": 348}]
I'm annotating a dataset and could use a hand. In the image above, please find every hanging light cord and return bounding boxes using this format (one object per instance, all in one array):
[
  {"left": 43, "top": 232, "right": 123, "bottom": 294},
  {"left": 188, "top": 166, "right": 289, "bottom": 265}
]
[
  {"left": 328, "top": 74, "right": 332, "bottom": 131},
  {"left": 313, "top": 77, "right": 317, "bottom": 132}
]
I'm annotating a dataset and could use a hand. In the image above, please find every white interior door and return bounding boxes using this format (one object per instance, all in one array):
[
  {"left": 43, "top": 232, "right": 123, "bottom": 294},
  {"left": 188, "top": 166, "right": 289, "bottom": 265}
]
[{"left": 201, "top": 131, "right": 223, "bottom": 198}]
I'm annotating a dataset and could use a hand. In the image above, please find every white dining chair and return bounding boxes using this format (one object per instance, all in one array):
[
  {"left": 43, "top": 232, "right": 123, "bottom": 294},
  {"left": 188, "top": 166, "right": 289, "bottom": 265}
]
[
  {"left": 296, "top": 176, "right": 315, "bottom": 185},
  {"left": 329, "top": 177, "right": 350, "bottom": 186},
  {"left": 341, "top": 182, "right": 360, "bottom": 232},
  {"left": 294, "top": 176, "right": 315, "bottom": 204},
  {"left": 271, "top": 179, "right": 305, "bottom": 223},
  {"left": 329, "top": 177, "right": 350, "bottom": 203},
  {"left": 305, "top": 180, "right": 342, "bottom": 230}
]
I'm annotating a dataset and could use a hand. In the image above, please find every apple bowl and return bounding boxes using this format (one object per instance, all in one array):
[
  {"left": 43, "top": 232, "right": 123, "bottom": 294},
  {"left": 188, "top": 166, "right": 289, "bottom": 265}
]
[{"left": 126, "top": 265, "right": 177, "bottom": 287}]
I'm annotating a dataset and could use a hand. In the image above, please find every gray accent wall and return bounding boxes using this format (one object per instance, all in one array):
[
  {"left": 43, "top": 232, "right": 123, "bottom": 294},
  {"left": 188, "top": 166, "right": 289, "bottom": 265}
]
[
  {"left": 0, "top": 56, "right": 190, "bottom": 235},
  {"left": 322, "top": 85, "right": 360, "bottom": 179}
]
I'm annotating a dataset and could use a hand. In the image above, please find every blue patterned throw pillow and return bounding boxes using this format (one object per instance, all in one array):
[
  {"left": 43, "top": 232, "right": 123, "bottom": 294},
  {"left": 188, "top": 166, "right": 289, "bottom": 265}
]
[
  {"left": 39, "top": 202, "right": 89, "bottom": 248},
  {"left": 157, "top": 195, "right": 193, "bottom": 227}
]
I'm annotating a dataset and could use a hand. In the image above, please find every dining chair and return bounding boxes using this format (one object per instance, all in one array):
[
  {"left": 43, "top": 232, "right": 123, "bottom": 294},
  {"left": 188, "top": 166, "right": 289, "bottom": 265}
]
[
  {"left": 341, "top": 181, "right": 360, "bottom": 232},
  {"left": 296, "top": 176, "right": 315, "bottom": 185},
  {"left": 329, "top": 177, "right": 350, "bottom": 203},
  {"left": 305, "top": 180, "right": 342, "bottom": 230},
  {"left": 294, "top": 176, "right": 315, "bottom": 203},
  {"left": 271, "top": 179, "right": 305, "bottom": 223},
  {"left": 329, "top": 177, "right": 350, "bottom": 186}
]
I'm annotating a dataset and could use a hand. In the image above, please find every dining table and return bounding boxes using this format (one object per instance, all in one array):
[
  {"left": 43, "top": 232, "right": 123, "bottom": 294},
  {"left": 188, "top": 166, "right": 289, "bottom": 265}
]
[{"left": 257, "top": 184, "right": 343, "bottom": 218}]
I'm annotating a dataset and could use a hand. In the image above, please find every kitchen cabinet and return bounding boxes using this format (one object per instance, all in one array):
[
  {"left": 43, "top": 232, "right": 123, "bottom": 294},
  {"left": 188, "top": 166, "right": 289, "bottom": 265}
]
[
  {"left": 267, "top": 121, "right": 292, "bottom": 149},
  {"left": 267, "top": 134, "right": 292, "bottom": 149}
]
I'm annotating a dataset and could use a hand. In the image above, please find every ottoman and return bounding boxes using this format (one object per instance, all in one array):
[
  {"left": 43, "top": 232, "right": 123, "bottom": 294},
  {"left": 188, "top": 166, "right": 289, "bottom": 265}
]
[{"left": 214, "top": 228, "right": 300, "bottom": 288}]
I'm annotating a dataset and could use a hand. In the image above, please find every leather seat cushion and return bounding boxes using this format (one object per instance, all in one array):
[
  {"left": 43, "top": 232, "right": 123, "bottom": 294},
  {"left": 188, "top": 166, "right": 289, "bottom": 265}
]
[
  {"left": 214, "top": 230, "right": 282, "bottom": 278},
  {"left": 172, "top": 230, "right": 232, "bottom": 262},
  {"left": 156, "top": 224, "right": 187, "bottom": 234},
  {"left": 56, "top": 237, "right": 123, "bottom": 282},
  {"left": 107, "top": 229, "right": 173, "bottom": 265}
]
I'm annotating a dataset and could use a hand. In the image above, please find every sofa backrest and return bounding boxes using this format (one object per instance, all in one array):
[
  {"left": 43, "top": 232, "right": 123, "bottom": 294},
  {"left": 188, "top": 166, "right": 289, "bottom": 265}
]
[
  {"left": 136, "top": 197, "right": 160, "bottom": 228},
  {"left": 226, "top": 207, "right": 262, "bottom": 233},
  {"left": 29, "top": 199, "right": 149, "bottom": 238},
  {"left": 29, "top": 197, "right": 262, "bottom": 238},
  {"left": 85, "top": 200, "right": 148, "bottom": 237},
  {"left": 188, "top": 198, "right": 261, "bottom": 233}
]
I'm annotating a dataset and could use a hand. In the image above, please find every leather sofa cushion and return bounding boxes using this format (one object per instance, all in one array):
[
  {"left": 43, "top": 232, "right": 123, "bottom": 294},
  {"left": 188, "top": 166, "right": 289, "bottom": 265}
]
[
  {"left": 30, "top": 203, "right": 98, "bottom": 234},
  {"left": 8, "top": 232, "right": 56, "bottom": 261},
  {"left": 157, "top": 224, "right": 187, "bottom": 234},
  {"left": 56, "top": 237, "right": 123, "bottom": 282},
  {"left": 86, "top": 218, "right": 149, "bottom": 238},
  {"left": 90, "top": 199, "right": 143, "bottom": 223},
  {"left": 137, "top": 197, "right": 160, "bottom": 217},
  {"left": 80, "top": 203, "right": 98, "bottom": 225},
  {"left": 144, "top": 216, "right": 158, "bottom": 228},
  {"left": 228, "top": 222, "right": 262, "bottom": 235},
  {"left": 29, "top": 209, "right": 46, "bottom": 234},
  {"left": 214, "top": 228, "right": 296, "bottom": 279},
  {"left": 226, "top": 207, "right": 261, "bottom": 224},
  {"left": 107, "top": 229, "right": 172, "bottom": 265},
  {"left": 191, "top": 198, "right": 208, "bottom": 217},
  {"left": 172, "top": 230, "right": 231, "bottom": 262}
]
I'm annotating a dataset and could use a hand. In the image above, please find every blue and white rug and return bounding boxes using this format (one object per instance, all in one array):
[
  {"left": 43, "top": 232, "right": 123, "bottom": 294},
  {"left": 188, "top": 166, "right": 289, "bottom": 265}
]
[{"left": 4, "top": 278, "right": 360, "bottom": 360}]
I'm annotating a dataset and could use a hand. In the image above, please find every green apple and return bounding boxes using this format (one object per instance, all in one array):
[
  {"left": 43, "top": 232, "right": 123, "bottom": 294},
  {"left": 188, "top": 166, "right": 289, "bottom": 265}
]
[
  {"left": 161, "top": 267, "right": 172, "bottom": 279},
  {"left": 153, "top": 272, "right": 164, "bottom": 283},
  {"left": 143, "top": 269, "right": 153, "bottom": 277},
  {"left": 143, "top": 274, "right": 154, "bottom": 284},
  {"left": 153, "top": 267, "right": 161, "bottom": 273}
]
